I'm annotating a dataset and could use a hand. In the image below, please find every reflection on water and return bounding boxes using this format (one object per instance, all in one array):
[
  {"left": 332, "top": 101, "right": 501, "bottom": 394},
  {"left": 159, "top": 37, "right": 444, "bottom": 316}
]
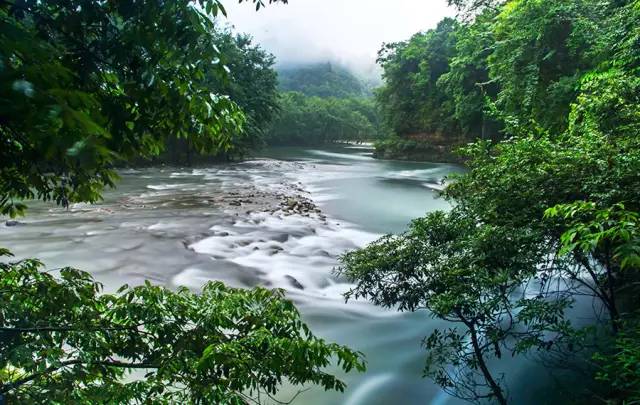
[{"left": 0, "top": 144, "right": 561, "bottom": 404}]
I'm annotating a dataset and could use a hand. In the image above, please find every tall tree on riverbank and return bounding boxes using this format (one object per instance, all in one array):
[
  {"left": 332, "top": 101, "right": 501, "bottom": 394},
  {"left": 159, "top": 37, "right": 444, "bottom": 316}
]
[
  {"left": 162, "top": 29, "right": 280, "bottom": 163},
  {"left": 376, "top": 18, "right": 460, "bottom": 137}
]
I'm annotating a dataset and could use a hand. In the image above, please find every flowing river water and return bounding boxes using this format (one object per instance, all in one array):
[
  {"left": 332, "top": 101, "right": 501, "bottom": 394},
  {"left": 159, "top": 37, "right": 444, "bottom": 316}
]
[{"left": 1, "top": 145, "right": 572, "bottom": 404}]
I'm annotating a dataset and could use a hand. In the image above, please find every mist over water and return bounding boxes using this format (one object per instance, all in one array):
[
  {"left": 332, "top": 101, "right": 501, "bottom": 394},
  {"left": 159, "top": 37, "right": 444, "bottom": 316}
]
[{"left": 0, "top": 144, "right": 567, "bottom": 404}]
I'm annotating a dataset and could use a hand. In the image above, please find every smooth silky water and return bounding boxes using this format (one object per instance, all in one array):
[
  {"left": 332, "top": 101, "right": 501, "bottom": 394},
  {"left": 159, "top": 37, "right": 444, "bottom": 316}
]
[{"left": 0, "top": 145, "right": 568, "bottom": 404}]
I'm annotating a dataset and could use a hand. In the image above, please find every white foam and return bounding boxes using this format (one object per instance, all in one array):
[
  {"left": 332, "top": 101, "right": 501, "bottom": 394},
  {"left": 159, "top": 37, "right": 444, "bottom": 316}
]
[
  {"left": 146, "top": 183, "right": 191, "bottom": 190},
  {"left": 387, "top": 167, "right": 442, "bottom": 180},
  {"left": 189, "top": 211, "right": 380, "bottom": 301},
  {"left": 309, "top": 150, "right": 373, "bottom": 161}
]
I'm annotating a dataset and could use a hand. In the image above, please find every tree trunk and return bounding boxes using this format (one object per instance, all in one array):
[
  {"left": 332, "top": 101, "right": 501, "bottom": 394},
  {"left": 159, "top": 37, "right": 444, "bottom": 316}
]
[{"left": 469, "top": 325, "right": 507, "bottom": 405}]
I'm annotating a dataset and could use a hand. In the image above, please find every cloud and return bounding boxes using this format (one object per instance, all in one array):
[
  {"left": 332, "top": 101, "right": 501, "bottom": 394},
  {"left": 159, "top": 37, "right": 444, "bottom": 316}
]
[{"left": 221, "top": 0, "right": 455, "bottom": 78}]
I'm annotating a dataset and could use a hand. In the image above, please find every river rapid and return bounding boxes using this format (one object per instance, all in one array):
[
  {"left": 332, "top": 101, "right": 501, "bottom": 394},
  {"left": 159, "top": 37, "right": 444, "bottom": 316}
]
[{"left": 0, "top": 145, "right": 566, "bottom": 404}]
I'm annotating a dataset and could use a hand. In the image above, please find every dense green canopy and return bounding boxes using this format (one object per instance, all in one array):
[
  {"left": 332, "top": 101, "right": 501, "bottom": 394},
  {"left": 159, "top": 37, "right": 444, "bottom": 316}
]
[
  {"left": 376, "top": 18, "right": 460, "bottom": 136},
  {"left": 161, "top": 28, "right": 280, "bottom": 163},
  {"left": 0, "top": 251, "right": 364, "bottom": 403},
  {"left": 375, "top": 0, "right": 637, "bottom": 142},
  {"left": 0, "top": 0, "right": 247, "bottom": 216}
]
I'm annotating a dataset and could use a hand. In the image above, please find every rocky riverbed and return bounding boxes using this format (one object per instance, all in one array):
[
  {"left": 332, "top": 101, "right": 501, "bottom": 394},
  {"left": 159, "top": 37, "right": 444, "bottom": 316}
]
[{"left": 1, "top": 159, "right": 372, "bottom": 298}]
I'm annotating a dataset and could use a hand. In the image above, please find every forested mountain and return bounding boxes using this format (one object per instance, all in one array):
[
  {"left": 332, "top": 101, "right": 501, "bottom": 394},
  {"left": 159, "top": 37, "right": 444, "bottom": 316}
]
[
  {"left": 265, "top": 92, "right": 380, "bottom": 145},
  {"left": 277, "top": 62, "right": 369, "bottom": 98}
]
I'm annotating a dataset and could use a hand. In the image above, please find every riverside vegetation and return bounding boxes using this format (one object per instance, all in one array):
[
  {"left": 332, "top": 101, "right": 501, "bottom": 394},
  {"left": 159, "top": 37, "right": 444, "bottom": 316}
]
[
  {"left": 341, "top": 0, "right": 640, "bottom": 403},
  {"left": 0, "top": 0, "right": 365, "bottom": 402},
  {"left": 1, "top": 0, "right": 639, "bottom": 404}
]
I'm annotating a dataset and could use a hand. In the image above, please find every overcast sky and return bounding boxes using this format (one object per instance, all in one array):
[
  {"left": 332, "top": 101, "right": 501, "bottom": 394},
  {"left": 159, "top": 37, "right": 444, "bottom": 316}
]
[{"left": 221, "top": 0, "right": 455, "bottom": 79}]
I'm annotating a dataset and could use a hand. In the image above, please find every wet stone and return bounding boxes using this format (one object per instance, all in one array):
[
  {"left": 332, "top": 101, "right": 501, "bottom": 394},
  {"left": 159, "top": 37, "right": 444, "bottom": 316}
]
[{"left": 285, "top": 275, "right": 305, "bottom": 290}]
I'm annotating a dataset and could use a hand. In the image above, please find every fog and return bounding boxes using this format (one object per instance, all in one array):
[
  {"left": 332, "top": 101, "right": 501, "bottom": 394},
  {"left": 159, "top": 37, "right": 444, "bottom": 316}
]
[{"left": 221, "top": 0, "right": 455, "bottom": 79}]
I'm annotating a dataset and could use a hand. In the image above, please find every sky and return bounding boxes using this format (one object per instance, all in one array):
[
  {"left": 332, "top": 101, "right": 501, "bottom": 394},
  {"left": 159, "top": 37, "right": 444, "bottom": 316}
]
[{"left": 221, "top": 0, "right": 455, "bottom": 80}]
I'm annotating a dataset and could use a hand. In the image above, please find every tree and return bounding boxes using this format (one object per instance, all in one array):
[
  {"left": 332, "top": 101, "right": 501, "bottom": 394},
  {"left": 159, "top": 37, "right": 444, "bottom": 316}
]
[
  {"left": 1, "top": 0, "right": 241, "bottom": 216},
  {"left": 0, "top": 250, "right": 364, "bottom": 403},
  {"left": 376, "top": 18, "right": 460, "bottom": 136},
  {"left": 345, "top": 127, "right": 640, "bottom": 403},
  {"left": 487, "top": 0, "right": 608, "bottom": 135},
  {"left": 594, "top": 321, "right": 640, "bottom": 402},
  {"left": 438, "top": 8, "right": 500, "bottom": 139},
  {"left": 161, "top": 29, "right": 280, "bottom": 163},
  {"left": 374, "top": 0, "right": 632, "bottom": 156},
  {"left": 339, "top": 211, "right": 550, "bottom": 404},
  {"left": 220, "top": 32, "right": 279, "bottom": 152},
  {"left": 447, "top": 0, "right": 504, "bottom": 17},
  {"left": 550, "top": 201, "right": 640, "bottom": 401}
]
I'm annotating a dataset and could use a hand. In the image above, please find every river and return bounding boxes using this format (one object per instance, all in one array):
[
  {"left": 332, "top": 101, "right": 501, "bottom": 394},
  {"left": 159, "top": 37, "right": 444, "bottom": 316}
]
[{"left": 0, "top": 144, "right": 567, "bottom": 404}]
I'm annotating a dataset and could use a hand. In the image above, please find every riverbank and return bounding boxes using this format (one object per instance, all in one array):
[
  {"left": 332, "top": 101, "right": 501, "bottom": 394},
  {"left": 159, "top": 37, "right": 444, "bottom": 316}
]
[{"left": 373, "top": 135, "right": 467, "bottom": 164}]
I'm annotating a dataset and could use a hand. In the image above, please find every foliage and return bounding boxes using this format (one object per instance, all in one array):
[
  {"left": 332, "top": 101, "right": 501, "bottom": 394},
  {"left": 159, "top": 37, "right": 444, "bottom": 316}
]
[
  {"left": 546, "top": 202, "right": 640, "bottom": 271},
  {"left": 219, "top": 32, "right": 279, "bottom": 152},
  {"left": 374, "top": 0, "right": 636, "bottom": 159},
  {"left": 0, "top": 250, "right": 364, "bottom": 403},
  {"left": 373, "top": 136, "right": 464, "bottom": 163},
  {"left": 376, "top": 18, "right": 460, "bottom": 136},
  {"left": 161, "top": 29, "right": 280, "bottom": 163},
  {"left": 488, "top": 0, "right": 609, "bottom": 135},
  {"left": 444, "top": 124, "right": 640, "bottom": 331},
  {"left": 447, "top": 0, "right": 505, "bottom": 17},
  {"left": 1, "top": 0, "right": 365, "bottom": 403},
  {"left": 438, "top": 8, "right": 500, "bottom": 139},
  {"left": 353, "top": 127, "right": 640, "bottom": 403},
  {"left": 0, "top": 0, "right": 262, "bottom": 217},
  {"left": 265, "top": 92, "right": 380, "bottom": 145},
  {"left": 594, "top": 321, "right": 640, "bottom": 403},
  {"left": 339, "top": 211, "right": 547, "bottom": 404}
]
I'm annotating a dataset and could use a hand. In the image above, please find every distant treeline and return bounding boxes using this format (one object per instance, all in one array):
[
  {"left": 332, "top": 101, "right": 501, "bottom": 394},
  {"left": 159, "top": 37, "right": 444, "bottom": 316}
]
[
  {"left": 263, "top": 63, "right": 383, "bottom": 146},
  {"left": 265, "top": 91, "right": 382, "bottom": 146}
]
